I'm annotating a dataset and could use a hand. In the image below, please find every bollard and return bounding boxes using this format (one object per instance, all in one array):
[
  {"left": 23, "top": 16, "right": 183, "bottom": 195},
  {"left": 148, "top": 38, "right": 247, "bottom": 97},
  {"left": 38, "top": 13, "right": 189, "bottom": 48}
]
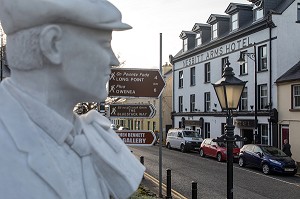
[
  {"left": 192, "top": 181, "right": 197, "bottom": 199},
  {"left": 165, "top": 169, "right": 172, "bottom": 199},
  {"left": 140, "top": 156, "right": 144, "bottom": 165},
  {"left": 140, "top": 156, "right": 145, "bottom": 179}
]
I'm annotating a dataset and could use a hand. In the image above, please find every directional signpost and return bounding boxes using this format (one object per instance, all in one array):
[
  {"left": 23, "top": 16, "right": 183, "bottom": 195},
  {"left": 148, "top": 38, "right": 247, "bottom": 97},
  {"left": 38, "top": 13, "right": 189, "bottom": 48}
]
[
  {"left": 109, "top": 104, "right": 156, "bottom": 118},
  {"left": 116, "top": 130, "right": 156, "bottom": 146},
  {"left": 108, "top": 68, "right": 165, "bottom": 98}
]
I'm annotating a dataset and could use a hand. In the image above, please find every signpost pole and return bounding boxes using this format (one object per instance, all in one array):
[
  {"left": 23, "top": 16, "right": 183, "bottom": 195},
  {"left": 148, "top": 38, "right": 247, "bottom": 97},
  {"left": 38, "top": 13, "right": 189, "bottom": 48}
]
[{"left": 159, "top": 33, "right": 163, "bottom": 198}]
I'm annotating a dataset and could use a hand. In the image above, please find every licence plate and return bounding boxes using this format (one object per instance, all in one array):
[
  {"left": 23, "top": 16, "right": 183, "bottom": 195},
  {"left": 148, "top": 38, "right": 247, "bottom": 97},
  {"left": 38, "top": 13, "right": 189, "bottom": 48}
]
[{"left": 284, "top": 168, "right": 294, "bottom": 172}]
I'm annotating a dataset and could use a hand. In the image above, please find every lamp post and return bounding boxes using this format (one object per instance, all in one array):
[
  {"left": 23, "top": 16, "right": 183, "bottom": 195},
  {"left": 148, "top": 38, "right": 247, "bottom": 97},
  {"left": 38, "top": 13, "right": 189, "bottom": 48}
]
[
  {"left": 212, "top": 61, "right": 247, "bottom": 199},
  {"left": 237, "top": 45, "right": 257, "bottom": 143}
]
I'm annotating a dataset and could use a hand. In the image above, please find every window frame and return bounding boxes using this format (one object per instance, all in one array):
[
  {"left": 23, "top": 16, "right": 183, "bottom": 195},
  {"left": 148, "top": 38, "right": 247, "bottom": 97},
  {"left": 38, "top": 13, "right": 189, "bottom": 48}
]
[
  {"left": 178, "top": 96, "right": 183, "bottom": 112},
  {"left": 204, "top": 92, "right": 211, "bottom": 112},
  {"left": 183, "top": 38, "right": 188, "bottom": 52},
  {"left": 239, "top": 87, "right": 248, "bottom": 111},
  {"left": 190, "top": 67, "right": 196, "bottom": 86},
  {"left": 204, "top": 62, "right": 211, "bottom": 83},
  {"left": 292, "top": 84, "right": 300, "bottom": 109},
  {"left": 231, "top": 13, "right": 239, "bottom": 31},
  {"left": 258, "top": 45, "right": 267, "bottom": 71},
  {"left": 298, "top": 3, "right": 300, "bottom": 22},
  {"left": 179, "top": 70, "right": 183, "bottom": 88},
  {"left": 221, "top": 57, "right": 229, "bottom": 76},
  {"left": 196, "top": 32, "right": 202, "bottom": 46},
  {"left": 255, "top": 8, "right": 264, "bottom": 21},
  {"left": 258, "top": 84, "right": 268, "bottom": 110},
  {"left": 204, "top": 122, "right": 211, "bottom": 138},
  {"left": 190, "top": 94, "right": 196, "bottom": 112},
  {"left": 239, "top": 51, "right": 248, "bottom": 75},
  {"left": 212, "top": 23, "right": 218, "bottom": 39},
  {"left": 260, "top": 124, "right": 268, "bottom": 145}
]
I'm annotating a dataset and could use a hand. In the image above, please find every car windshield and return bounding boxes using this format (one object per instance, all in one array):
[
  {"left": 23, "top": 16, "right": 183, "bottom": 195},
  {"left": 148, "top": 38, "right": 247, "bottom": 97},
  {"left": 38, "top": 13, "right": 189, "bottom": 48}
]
[
  {"left": 261, "top": 146, "right": 287, "bottom": 157},
  {"left": 217, "top": 142, "right": 238, "bottom": 148},
  {"left": 183, "top": 131, "right": 200, "bottom": 138}
]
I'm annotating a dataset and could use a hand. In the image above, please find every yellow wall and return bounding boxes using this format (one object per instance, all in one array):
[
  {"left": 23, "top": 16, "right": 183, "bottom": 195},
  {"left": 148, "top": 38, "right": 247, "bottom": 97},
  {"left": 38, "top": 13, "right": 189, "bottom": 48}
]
[{"left": 277, "top": 81, "right": 300, "bottom": 162}]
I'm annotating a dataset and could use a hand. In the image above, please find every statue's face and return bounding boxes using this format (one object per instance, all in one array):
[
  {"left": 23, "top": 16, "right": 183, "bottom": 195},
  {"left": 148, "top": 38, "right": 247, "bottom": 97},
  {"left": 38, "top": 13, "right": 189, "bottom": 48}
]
[{"left": 60, "top": 25, "right": 119, "bottom": 101}]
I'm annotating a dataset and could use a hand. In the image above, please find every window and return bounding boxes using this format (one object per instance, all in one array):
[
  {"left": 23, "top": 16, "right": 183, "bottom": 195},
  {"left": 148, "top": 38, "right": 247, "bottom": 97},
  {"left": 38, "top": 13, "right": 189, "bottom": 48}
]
[
  {"left": 204, "top": 62, "right": 210, "bottom": 83},
  {"left": 260, "top": 124, "right": 268, "bottom": 144},
  {"left": 152, "top": 121, "right": 156, "bottom": 131},
  {"left": 259, "top": 84, "right": 268, "bottom": 110},
  {"left": 240, "top": 87, "right": 248, "bottom": 111},
  {"left": 221, "top": 123, "right": 226, "bottom": 135},
  {"left": 204, "top": 92, "right": 211, "bottom": 112},
  {"left": 147, "top": 121, "right": 150, "bottom": 130},
  {"left": 258, "top": 45, "right": 267, "bottom": 71},
  {"left": 298, "top": 3, "right": 300, "bottom": 22},
  {"left": 190, "top": 94, "right": 195, "bottom": 112},
  {"left": 183, "top": 38, "right": 188, "bottom": 52},
  {"left": 221, "top": 57, "right": 229, "bottom": 75},
  {"left": 204, "top": 123, "right": 210, "bottom": 138},
  {"left": 255, "top": 8, "right": 264, "bottom": 21},
  {"left": 240, "top": 51, "right": 248, "bottom": 75},
  {"left": 179, "top": 96, "right": 183, "bottom": 112},
  {"left": 196, "top": 32, "right": 202, "bottom": 46},
  {"left": 179, "top": 70, "right": 183, "bottom": 88},
  {"left": 136, "top": 120, "right": 141, "bottom": 130},
  {"left": 190, "top": 67, "right": 196, "bottom": 86},
  {"left": 292, "top": 84, "right": 300, "bottom": 109},
  {"left": 212, "top": 23, "right": 218, "bottom": 39},
  {"left": 232, "top": 13, "right": 238, "bottom": 31}
]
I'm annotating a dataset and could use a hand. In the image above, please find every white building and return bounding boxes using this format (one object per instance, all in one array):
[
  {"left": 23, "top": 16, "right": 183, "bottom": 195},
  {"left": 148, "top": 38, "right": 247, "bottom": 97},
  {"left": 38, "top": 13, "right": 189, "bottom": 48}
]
[{"left": 170, "top": 0, "right": 300, "bottom": 147}]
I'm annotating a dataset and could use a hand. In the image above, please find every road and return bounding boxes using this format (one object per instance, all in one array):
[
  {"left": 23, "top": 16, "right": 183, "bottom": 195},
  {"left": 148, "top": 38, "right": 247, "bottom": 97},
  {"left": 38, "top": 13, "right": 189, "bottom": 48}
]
[{"left": 130, "top": 145, "right": 300, "bottom": 199}]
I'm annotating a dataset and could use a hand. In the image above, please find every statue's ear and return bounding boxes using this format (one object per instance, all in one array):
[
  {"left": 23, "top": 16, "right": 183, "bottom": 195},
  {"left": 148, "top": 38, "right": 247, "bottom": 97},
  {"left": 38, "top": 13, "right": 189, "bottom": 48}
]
[{"left": 39, "top": 25, "right": 62, "bottom": 65}]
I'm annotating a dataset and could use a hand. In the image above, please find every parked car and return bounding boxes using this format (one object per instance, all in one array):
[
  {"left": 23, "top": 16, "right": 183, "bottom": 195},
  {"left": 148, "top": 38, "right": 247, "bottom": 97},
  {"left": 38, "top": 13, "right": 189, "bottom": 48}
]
[
  {"left": 199, "top": 138, "right": 240, "bottom": 162},
  {"left": 238, "top": 144, "right": 298, "bottom": 175},
  {"left": 166, "top": 129, "right": 203, "bottom": 153},
  {"left": 118, "top": 126, "right": 129, "bottom": 130}
]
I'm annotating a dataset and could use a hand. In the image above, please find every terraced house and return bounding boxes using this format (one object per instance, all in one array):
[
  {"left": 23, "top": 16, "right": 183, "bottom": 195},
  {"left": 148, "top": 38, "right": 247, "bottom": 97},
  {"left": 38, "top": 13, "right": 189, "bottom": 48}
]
[{"left": 170, "top": 0, "right": 300, "bottom": 161}]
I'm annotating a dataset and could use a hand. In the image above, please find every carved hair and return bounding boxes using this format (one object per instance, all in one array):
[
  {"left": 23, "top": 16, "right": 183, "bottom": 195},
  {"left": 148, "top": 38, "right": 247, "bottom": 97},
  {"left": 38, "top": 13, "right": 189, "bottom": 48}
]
[{"left": 6, "top": 25, "right": 50, "bottom": 70}]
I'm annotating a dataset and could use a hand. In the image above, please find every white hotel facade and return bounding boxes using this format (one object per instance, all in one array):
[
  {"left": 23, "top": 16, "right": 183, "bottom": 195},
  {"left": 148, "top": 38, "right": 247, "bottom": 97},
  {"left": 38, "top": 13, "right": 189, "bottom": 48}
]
[{"left": 170, "top": 0, "right": 300, "bottom": 148}]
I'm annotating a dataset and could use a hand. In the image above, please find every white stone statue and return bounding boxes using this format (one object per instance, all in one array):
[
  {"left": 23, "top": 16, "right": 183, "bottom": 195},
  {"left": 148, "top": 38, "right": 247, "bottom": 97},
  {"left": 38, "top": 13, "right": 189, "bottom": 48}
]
[{"left": 0, "top": 0, "right": 145, "bottom": 199}]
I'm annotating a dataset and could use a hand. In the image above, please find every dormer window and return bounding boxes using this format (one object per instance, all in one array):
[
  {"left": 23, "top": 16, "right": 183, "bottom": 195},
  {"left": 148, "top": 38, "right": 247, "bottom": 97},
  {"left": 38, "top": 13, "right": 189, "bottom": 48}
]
[
  {"left": 183, "top": 38, "right": 188, "bottom": 52},
  {"left": 231, "top": 13, "right": 238, "bottom": 31},
  {"left": 255, "top": 8, "right": 264, "bottom": 20},
  {"left": 196, "top": 32, "right": 202, "bottom": 46},
  {"left": 212, "top": 23, "right": 218, "bottom": 39}
]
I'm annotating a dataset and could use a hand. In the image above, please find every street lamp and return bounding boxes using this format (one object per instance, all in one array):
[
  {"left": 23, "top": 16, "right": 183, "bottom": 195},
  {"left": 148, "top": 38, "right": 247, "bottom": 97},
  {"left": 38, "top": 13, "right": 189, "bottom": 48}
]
[
  {"left": 237, "top": 45, "right": 258, "bottom": 143},
  {"left": 212, "top": 61, "right": 247, "bottom": 199}
]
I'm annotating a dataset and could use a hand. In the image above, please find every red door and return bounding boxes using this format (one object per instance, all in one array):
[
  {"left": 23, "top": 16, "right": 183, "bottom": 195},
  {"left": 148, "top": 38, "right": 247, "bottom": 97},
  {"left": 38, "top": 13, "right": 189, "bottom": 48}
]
[{"left": 281, "top": 127, "right": 289, "bottom": 148}]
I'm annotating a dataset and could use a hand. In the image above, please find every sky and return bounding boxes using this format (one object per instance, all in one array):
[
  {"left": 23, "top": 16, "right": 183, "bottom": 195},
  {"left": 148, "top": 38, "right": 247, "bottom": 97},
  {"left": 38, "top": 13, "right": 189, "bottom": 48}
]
[{"left": 109, "top": 0, "right": 251, "bottom": 69}]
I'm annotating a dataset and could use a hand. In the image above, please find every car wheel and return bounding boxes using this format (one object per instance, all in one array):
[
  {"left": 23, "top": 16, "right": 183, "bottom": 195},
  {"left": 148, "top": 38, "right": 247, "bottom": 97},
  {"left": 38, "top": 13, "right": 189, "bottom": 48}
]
[
  {"left": 262, "top": 164, "right": 271, "bottom": 175},
  {"left": 180, "top": 144, "right": 186, "bottom": 153},
  {"left": 199, "top": 149, "right": 205, "bottom": 157},
  {"left": 217, "top": 153, "right": 222, "bottom": 162},
  {"left": 166, "top": 142, "right": 172, "bottom": 149},
  {"left": 238, "top": 157, "right": 245, "bottom": 167}
]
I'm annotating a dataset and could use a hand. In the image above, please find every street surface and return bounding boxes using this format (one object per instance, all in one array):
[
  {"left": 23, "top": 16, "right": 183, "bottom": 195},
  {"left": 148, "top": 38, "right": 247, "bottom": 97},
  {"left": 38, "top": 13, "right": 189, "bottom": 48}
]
[{"left": 130, "top": 145, "right": 300, "bottom": 199}]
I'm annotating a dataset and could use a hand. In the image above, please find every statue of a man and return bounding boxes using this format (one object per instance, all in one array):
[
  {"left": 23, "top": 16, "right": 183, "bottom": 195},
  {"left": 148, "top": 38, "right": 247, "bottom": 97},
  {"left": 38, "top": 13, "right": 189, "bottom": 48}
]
[{"left": 0, "top": 0, "right": 145, "bottom": 199}]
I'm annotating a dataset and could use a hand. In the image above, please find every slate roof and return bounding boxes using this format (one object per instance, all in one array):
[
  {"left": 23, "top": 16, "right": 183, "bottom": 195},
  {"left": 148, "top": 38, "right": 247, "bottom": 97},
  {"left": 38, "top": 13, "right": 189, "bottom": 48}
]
[
  {"left": 276, "top": 60, "right": 300, "bottom": 83},
  {"left": 273, "top": 0, "right": 295, "bottom": 14}
]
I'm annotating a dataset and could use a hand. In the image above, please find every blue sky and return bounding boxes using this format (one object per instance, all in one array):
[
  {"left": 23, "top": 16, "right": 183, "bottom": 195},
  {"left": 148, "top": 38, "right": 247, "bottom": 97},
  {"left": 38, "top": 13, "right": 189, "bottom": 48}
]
[{"left": 109, "top": 0, "right": 251, "bottom": 69}]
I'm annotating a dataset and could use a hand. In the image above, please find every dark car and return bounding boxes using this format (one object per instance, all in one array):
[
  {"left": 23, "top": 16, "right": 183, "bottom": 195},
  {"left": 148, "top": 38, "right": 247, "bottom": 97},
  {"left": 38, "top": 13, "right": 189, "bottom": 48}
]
[
  {"left": 199, "top": 138, "right": 240, "bottom": 162},
  {"left": 238, "top": 144, "right": 298, "bottom": 175}
]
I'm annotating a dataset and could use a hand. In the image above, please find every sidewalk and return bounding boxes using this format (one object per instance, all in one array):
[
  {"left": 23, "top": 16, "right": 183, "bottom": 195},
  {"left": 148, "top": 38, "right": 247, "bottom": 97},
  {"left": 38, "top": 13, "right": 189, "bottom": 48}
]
[{"left": 140, "top": 172, "right": 188, "bottom": 199}]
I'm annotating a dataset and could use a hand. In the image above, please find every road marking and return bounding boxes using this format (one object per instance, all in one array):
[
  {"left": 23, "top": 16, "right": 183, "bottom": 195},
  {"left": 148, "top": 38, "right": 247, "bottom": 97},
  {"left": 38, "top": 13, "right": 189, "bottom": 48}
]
[
  {"left": 234, "top": 166, "right": 300, "bottom": 188},
  {"left": 144, "top": 172, "right": 188, "bottom": 199}
]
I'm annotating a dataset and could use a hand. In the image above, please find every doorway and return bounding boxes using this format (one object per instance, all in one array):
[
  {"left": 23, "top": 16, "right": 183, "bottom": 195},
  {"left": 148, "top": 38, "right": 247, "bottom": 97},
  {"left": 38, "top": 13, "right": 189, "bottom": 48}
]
[
  {"left": 280, "top": 126, "right": 289, "bottom": 149},
  {"left": 242, "top": 129, "right": 253, "bottom": 145}
]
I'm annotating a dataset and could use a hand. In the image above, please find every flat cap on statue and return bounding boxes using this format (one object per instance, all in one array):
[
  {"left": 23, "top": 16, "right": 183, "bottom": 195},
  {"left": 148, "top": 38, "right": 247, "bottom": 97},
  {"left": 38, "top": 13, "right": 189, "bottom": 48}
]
[{"left": 0, "top": 0, "right": 131, "bottom": 35}]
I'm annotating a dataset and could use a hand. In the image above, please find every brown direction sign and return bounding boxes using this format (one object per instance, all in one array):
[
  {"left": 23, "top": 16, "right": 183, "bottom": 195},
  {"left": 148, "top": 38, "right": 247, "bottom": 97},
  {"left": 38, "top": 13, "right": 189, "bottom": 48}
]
[
  {"left": 116, "top": 130, "right": 156, "bottom": 146},
  {"left": 109, "top": 104, "right": 156, "bottom": 118},
  {"left": 108, "top": 68, "right": 165, "bottom": 98}
]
